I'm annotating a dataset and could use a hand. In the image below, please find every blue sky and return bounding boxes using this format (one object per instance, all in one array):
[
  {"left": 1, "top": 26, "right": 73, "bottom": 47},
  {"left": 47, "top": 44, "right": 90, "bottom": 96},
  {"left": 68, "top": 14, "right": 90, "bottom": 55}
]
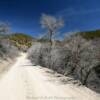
[{"left": 0, "top": 0, "right": 100, "bottom": 37}]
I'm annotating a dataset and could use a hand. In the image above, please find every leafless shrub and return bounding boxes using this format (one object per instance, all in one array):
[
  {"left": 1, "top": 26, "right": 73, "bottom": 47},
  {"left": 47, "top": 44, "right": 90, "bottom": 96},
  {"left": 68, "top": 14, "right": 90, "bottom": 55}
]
[
  {"left": 64, "top": 35, "right": 99, "bottom": 85},
  {"left": 0, "top": 39, "right": 19, "bottom": 60},
  {"left": 50, "top": 46, "right": 70, "bottom": 73},
  {"left": 28, "top": 35, "right": 99, "bottom": 86},
  {"left": 0, "top": 22, "right": 10, "bottom": 34},
  {"left": 28, "top": 43, "right": 50, "bottom": 66},
  {"left": 28, "top": 43, "right": 42, "bottom": 64}
]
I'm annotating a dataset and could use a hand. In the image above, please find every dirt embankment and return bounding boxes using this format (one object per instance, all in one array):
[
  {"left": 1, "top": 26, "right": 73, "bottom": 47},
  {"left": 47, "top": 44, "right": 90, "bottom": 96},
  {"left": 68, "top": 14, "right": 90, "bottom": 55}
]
[{"left": 0, "top": 57, "right": 17, "bottom": 78}]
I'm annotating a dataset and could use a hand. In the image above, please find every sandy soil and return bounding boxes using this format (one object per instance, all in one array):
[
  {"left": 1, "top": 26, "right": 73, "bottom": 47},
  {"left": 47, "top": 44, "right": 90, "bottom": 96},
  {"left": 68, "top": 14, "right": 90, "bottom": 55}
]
[{"left": 0, "top": 53, "right": 99, "bottom": 100}]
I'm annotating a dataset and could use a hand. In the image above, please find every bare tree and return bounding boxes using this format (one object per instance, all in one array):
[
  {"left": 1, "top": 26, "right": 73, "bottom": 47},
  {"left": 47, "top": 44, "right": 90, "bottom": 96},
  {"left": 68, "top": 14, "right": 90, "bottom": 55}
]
[
  {"left": 40, "top": 14, "right": 64, "bottom": 46},
  {"left": 0, "top": 39, "right": 18, "bottom": 60},
  {"left": 0, "top": 22, "right": 18, "bottom": 60},
  {"left": 0, "top": 22, "right": 10, "bottom": 35}
]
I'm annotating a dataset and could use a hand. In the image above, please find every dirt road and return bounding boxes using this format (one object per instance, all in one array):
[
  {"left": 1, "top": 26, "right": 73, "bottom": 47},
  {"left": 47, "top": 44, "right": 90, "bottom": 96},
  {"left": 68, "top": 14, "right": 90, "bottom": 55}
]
[{"left": 0, "top": 53, "right": 99, "bottom": 100}]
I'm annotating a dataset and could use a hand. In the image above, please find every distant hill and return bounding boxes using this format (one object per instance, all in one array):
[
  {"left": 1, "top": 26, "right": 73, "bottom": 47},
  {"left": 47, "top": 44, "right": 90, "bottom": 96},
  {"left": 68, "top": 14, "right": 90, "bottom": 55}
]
[
  {"left": 79, "top": 30, "right": 100, "bottom": 39},
  {"left": 8, "top": 33, "right": 35, "bottom": 51}
]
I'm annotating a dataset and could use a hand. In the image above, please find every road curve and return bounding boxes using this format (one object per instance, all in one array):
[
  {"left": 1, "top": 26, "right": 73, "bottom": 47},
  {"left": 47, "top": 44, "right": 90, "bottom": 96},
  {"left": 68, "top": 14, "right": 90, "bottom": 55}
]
[{"left": 0, "top": 53, "right": 99, "bottom": 100}]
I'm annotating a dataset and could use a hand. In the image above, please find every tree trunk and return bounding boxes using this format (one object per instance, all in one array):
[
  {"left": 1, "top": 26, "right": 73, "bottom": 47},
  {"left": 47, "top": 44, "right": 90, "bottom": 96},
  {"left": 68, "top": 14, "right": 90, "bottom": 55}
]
[
  {"left": 82, "top": 69, "right": 92, "bottom": 86},
  {"left": 49, "top": 33, "right": 52, "bottom": 46},
  {"left": 65, "top": 67, "right": 76, "bottom": 76},
  {"left": 48, "top": 30, "right": 53, "bottom": 69},
  {"left": 49, "top": 30, "right": 53, "bottom": 47},
  {"left": 80, "top": 67, "right": 84, "bottom": 83}
]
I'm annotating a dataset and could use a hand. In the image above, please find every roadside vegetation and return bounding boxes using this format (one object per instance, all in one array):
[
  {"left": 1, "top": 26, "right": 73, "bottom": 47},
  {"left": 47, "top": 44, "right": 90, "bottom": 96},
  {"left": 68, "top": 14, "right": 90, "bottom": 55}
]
[
  {"left": 9, "top": 33, "right": 33, "bottom": 52},
  {"left": 0, "top": 23, "right": 19, "bottom": 59},
  {"left": 28, "top": 14, "right": 100, "bottom": 93},
  {"left": 0, "top": 22, "right": 33, "bottom": 74}
]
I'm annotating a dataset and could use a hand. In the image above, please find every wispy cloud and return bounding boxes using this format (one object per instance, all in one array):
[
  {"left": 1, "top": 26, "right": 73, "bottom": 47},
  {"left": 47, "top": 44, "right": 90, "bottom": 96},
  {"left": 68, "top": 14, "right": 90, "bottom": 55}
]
[
  {"left": 56, "top": 7, "right": 100, "bottom": 19},
  {"left": 54, "top": 7, "right": 100, "bottom": 36}
]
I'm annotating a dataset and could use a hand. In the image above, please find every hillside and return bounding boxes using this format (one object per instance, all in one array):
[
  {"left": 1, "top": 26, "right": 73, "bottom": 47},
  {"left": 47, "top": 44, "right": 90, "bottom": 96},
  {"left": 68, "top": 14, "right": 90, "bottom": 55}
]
[
  {"left": 9, "top": 33, "right": 34, "bottom": 51},
  {"left": 79, "top": 30, "right": 100, "bottom": 39}
]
